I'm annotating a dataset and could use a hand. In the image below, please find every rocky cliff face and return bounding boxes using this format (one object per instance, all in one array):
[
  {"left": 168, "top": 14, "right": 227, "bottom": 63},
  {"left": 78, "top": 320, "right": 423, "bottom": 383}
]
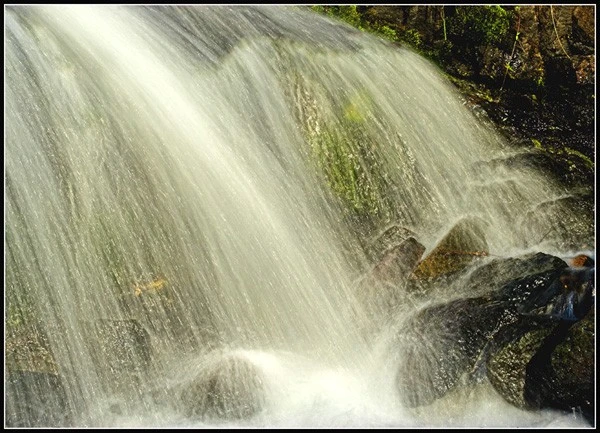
[{"left": 357, "top": 5, "right": 594, "bottom": 192}]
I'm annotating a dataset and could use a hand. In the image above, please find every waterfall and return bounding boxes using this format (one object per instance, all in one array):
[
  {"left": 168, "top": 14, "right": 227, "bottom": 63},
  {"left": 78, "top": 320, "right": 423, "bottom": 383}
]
[{"left": 4, "top": 5, "right": 592, "bottom": 428}]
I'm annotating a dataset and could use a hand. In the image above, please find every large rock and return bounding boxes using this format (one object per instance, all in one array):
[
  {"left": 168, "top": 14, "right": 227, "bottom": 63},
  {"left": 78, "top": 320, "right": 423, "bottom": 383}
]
[
  {"left": 485, "top": 265, "right": 594, "bottom": 423},
  {"left": 178, "top": 350, "right": 266, "bottom": 421},
  {"left": 395, "top": 296, "right": 505, "bottom": 407},
  {"left": 394, "top": 253, "right": 593, "bottom": 412}
]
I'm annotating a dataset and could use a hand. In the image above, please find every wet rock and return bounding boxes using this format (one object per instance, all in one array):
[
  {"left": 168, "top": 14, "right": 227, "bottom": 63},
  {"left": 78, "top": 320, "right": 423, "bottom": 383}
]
[
  {"left": 486, "top": 315, "right": 561, "bottom": 409},
  {"left": 487, "top": 308, "right": 595, "bottom": 424},
  {"left": 528, "top": 308, "right": 595, "bottom": 424},
  {"left": 84, "top": 319, "right": 153, "bottom": 395},
  {"left": 178, "top": 350, "right": 266, "bottom": 421},
  {"left": 522, "top": 267, "right": 594, "bottom": 321},
  {"left": 496, "top": 268, "right": 566, "bottom": 314},
  {"left": 395, "top": 297, "right": 505, "bottom": 407},
  {"left": 569, "top": 254, "right": 594, "bottom": 268},
  {"left": 394, "top": 252, "right": 591, "bottom": 410},
  {"left": 412, "top": 217, "right": 489, "bottom": 281},
  {"left": 463, "top": 252, "right": 567, "bottom": 297},
  {"left": 5, "top": 327, "right": 58, "bottom": 375},
  {"left": 370, "top": 237, "right": 426, "bottom": 284},
  {"left": 92, "top": 319, "right": 153, "bottom": 371},
  {"left": 520, "top": 193, "right": 595, "bottom": 252},
  {"left": 365, "top": 224, "right": 419, "bottom": 263},
  {"left": 5, "top": 371, "right": 73, "bottom": 427}
]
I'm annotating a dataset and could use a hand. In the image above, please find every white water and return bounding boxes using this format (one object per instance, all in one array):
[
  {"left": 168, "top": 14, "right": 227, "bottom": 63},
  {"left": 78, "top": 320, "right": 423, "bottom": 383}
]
[{"left": 4, "top": 5, "right": 593, "bottom": 428}]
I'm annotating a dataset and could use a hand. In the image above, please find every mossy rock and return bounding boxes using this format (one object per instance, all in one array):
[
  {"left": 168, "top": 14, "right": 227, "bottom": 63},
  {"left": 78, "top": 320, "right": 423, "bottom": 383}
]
[{"left": 5, "top": 328, "right": 58, "bottom": 375}]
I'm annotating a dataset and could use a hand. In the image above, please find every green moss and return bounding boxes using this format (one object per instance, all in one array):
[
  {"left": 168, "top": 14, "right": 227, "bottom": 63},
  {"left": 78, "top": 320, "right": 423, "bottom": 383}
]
[
  {"left": 531, "top": 138, "right": 543, "bottom": 149},
  {"left": 563, "top": 147, "right": 594, "bottom": 169}
]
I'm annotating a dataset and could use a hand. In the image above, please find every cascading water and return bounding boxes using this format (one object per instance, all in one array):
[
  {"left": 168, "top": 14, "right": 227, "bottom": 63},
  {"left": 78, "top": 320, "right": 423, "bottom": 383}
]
[{"left": 4, "top": 5, "right": 593, "bottom": 428}]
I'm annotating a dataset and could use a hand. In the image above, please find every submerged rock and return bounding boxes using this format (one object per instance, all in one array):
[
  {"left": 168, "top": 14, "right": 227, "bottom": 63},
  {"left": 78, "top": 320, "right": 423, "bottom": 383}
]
[
  {"left": 84, "top": 319, "right": 154, "bottom": 395},
  {"left": 178, "top": 350, "right": 266, "bottom": 421},
  {"left": 5, "top": 371, "right": 74, "bottom": 427}
]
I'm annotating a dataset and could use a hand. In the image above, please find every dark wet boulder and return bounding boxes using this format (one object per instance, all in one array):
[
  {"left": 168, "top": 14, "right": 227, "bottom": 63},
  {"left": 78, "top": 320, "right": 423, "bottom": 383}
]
[
  {"left": 521, "top": 267, "right": 594, "bottom": 321},
  {"left": 495, "top": 268, "right": 567, "bottom": 313},
  {"left": 412, "top": 217, "right": 489, "bottom": 282},
  {"left": 5, "top": 371, "right": 74, "bottom": 427},
  {"left": 393, "top": 253, "right": 593, "bottom": 411},
  {"left": 178, "top": 350, "right": 266, "bottom": 421},
  {"left": 462, "top": 252, "right": 567, "bottom": 298},
  {"left": 485, "top": 265, "right": 594, "bottom": 423},
  {"left": 394, "top": 296, "right": 505, "bottom": 407}
]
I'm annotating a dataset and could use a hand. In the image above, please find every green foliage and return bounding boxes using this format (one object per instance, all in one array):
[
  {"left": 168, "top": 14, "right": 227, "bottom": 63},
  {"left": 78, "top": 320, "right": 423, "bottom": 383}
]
[
  {"left": 401, "top": 29, "right": 422, "bottom": 50},
  {"left": 311, "top": 5, "right": 402, "bottom": 44},
  {"left": 311, "top": 5, "right": 363, "bottom": 29},
  {"left": 373, "top": 25, "right": 397, "bottom": 42},
  {"left": 447, "top": 6, "right": 511, "bottom": 47}
]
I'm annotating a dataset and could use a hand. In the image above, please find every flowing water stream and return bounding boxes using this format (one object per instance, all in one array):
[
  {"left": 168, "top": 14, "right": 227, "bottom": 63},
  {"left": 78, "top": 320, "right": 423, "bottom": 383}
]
[{"left": 4, "top": 5, "right": 593, "bottom": 428}]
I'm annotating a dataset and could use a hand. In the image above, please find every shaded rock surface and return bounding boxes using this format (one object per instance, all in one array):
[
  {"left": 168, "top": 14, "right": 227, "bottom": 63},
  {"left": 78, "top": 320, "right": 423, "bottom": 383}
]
[
  {"left": 393, "top": 250, "right": 594, "bottom": 424},
  {"left": 82, "top": 319, "right": 154, "bottom": 396},
  {"left": 5, "top": 371, "right": 74, "bottom": 428}
]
